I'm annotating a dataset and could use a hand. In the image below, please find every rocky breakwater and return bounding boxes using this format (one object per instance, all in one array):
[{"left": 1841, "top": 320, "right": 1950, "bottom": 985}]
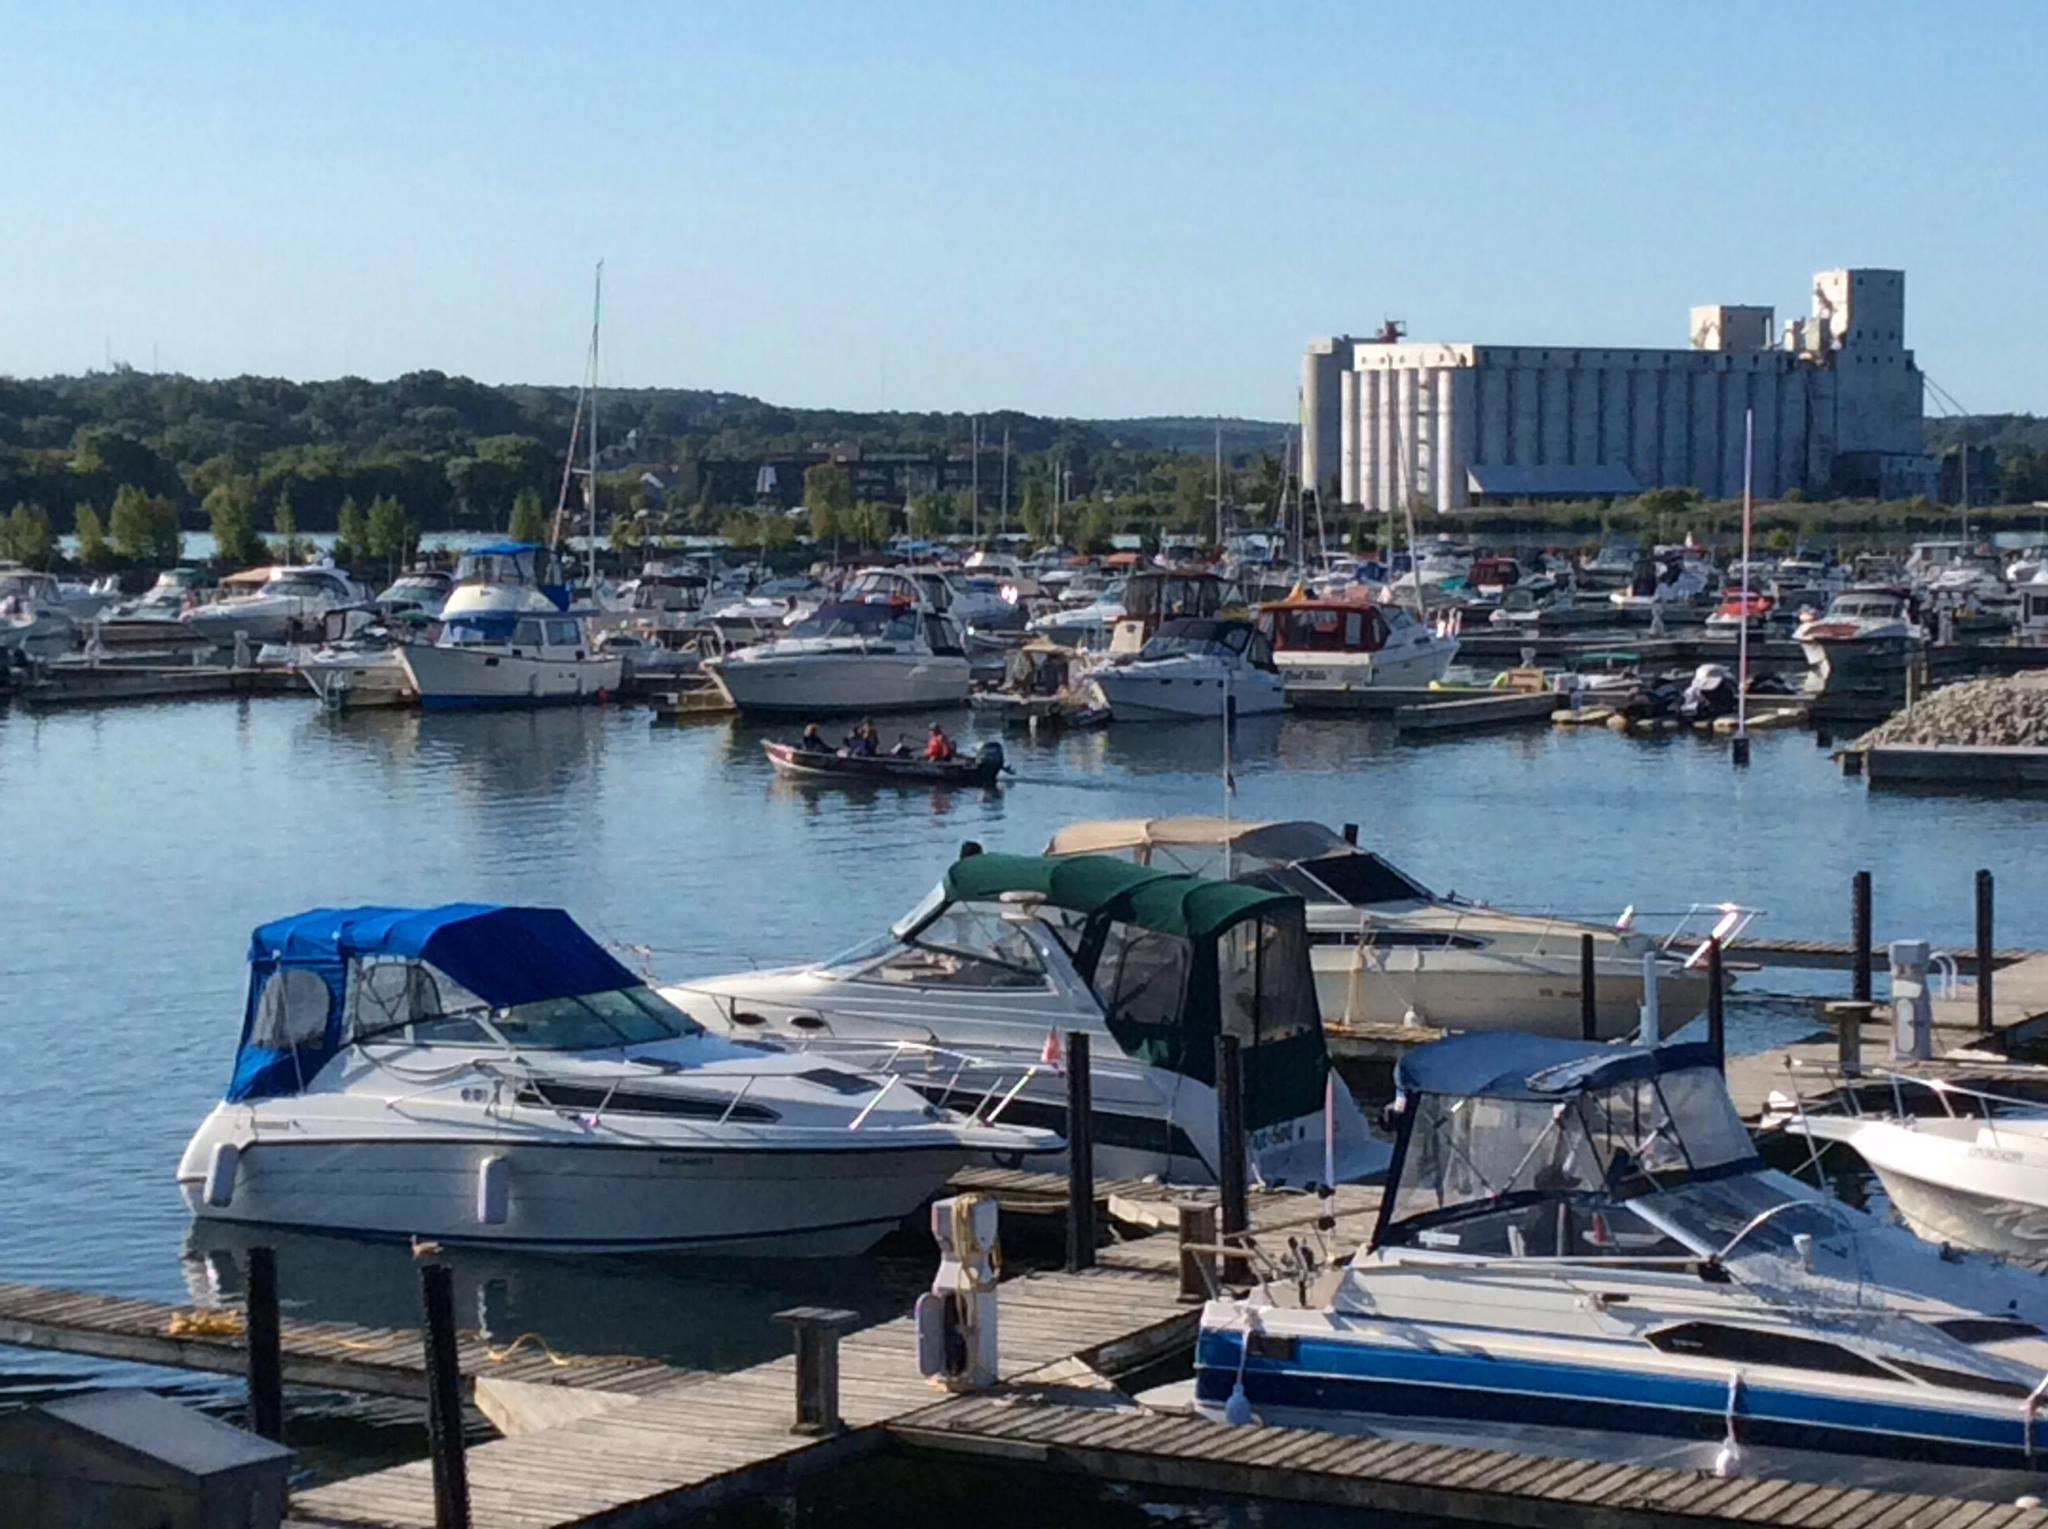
[{"left": 1852, "top": 674, "right": 2048, "bottom": 750}]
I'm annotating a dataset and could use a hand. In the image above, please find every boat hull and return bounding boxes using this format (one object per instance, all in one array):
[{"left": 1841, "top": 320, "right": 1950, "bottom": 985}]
[
  {"left": 399, "top": 642, "right": 623, "bottom": 709},
  {"left": 1092, "top": 666, "right": 1287, "bottom": 721},
  {"left": 1822, "top": 1119, "right": 2048, "bottom": 1256},
  {"left": 1799, "top": 634, "right": 1922, "bottom": 682},
  {"left": 1314, "top": 950, "right": 1710, "bottom": 1036},
  {"left": 1275, "top": 644, "right": 1458, "bottom": 695},
  {"left": 300, "top": 652, "right": 415, "bottom": 708},
  {"left": 763, "top": 739, "right": 1002, "bottom": 788},
  {"left": 707, "top": 653, "right": 970, "bottom": 715},
  {"left": 176, "top": 1128, "right": 976, "bottom": 1256}
]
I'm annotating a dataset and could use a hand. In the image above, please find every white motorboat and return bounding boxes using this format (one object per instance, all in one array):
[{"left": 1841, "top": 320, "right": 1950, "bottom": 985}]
[
  {"left": 176, "top": 903, "right": 1053, "bottom": 1254},
  {"left": 1794, "top": 586, "right": 1924, "bottom": 682},
  {"left": 374, "top": 570, "right": 453, "bottom": 619},
  {"left": 704, "top": 570, "right": 970, "bottom": 715},
  {"left": 2021, "top": 574, "right": 2048, "bottom": 646},
  {"left": 289, "top": 608, "right": 417, "bottom": 709},
  {"left": 2008, "top": 546, "right": 2048, "bottom": 586},
  {"left": 1044, "top": 818, "right": 1730, "bottom": 1037},
  {"left": 1196, "top": 1034, "right": 2048, "bottom": 1490},
  {"left": 0, "top": 565, "right": 79, "bottom": 656},
  {"left": 1578, "top": 541, "right": 1642, "bottom": 590},
  {"left": 437, "top": 543, "right": 573, "bottom": 621},
  {"left": 180, "top": 564, "right": 366, "bottom": 646},
  {"left": 1488, "top": 576, "right": 1605, "bottom": 629},
  {"left": 399, "top": 607, "right": 622, "bottom": 709},
  {"left": 1029, "top": 581, "right": 1125, "bottom": 648},
  {"left": 1775, "top": 1073, "right": 2048, "bottom": 1257},
  {"left": 1609, "top": 552, "right": 1709, "bottom": 613},
  {"left": 663, "top": 851, "right": 1387, "bottom": 1189},
  {"left": 1257, "top": 597, "right": 1458, "bottom": 701},
  {"left": 1091, "top": 617, "right": 1286, "bottom": 721},
  {"left": 618, "top": 559, "right": 713, "bottom": 632}
]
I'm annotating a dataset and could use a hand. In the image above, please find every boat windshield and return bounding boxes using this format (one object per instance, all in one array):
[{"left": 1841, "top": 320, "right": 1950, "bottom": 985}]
[
  {"left": 791, "top": 603, "right": 921, "bottom": 643},
  {"left": 346, "top": 957, "right": 697, "bottom": 1048},
  {"left": 844, "top": 899, "right": 1050, "bottom": 990},
  {"left": 1139, "top": 619, "right": 1256, "bottom": 662},
  {"left": 1240, "top": 851, "right": 1433, "bottom": 907},
  {"left": 1381, "top": 1062, "right": 1758, "bottom": 1247},
  {"left": 456, "top": 550, "right": 541, "bottom": 585}
]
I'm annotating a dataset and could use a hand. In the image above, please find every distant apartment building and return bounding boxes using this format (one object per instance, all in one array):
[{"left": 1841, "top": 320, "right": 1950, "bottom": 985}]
[
  {"left": 670, "top": 445, "right": 996, "bottom": 509},
  {"left": 1301, "top": 269, "right": 1934, "bottom": 511}
]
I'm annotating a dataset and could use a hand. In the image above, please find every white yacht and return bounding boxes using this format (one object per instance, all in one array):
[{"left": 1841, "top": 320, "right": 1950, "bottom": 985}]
[
  {"left": 399, "top": 607, "right": 621, "bottom": 709},
  {"left": 662, "top": 852, "right": 1387, "bottom": 1189},
  {"left": 1091, "top": 618, "right": 1286, "bottom": 721},
  {"left": 0, "top": 565, "right": 79, "bottom": 656},
  {"left": 437, "top": 542, "right": 573, "bottom": 621},
  {"left": 2021, "top": 574, "right": 2048, "bottom": 646},
  {"left": 291, "top": 608, "right": 416, "bottom": 709},
  {"left": 375, "top": 570, "right": 454, "bottom": 619},
  {"left": 177, "top": 903, "right": 1052, "bottom": 1254},
  {"left": 1044, "top": 819, "right": 1728, "bottom": 1037},
  {"left": 1256, "top": 597, "right": 1458, "bottom": 701},
  {"left": 704, "top": 569, "right": 970, "bottom": 715},
  {"left": 1488, "top": 576, "right": 1604, "bottom": 629},
  {"left": 1794, "top": 586, "right": 1924, "bottom": 682},
  {"left": 618, "top": 559, "right": 713, "bottom": 632},
  {"left": 180, "top": 564, "right": 366, "bottom": 645},
  {"left": 1028, "top": 581, "right": 1126, "bottom": 647},
  {"left": 1609, "top": 553, "right": 1709, "bottom": 613},
  {"left": 1196, "top": 1035, "right": 2048, "bottom": 1490}
]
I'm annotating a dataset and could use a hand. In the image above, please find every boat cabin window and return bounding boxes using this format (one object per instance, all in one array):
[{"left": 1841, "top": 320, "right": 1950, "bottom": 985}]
[
  {"left": 456, "top": 550, "right": 541, "bottom": 585},
  {"left": 490, "top": 988, "right": 694, "bottom": 1049},
  {"left": 1216, "top": 915, "right": 1316, "bottom": 1045},
  {"left": 1138, "top": 619, "right": 1259, "bottom": 662},
  {"left": 925, "top": 615, "right": 964, "bottom": 656},
  {"left": 546, "top": 619, "right": 582, "bottom": 646},
  {"left": 251, "top": 968, "right": 333, "bottom": 1051},
  {"left": 1647, "top": 1324, "right": 1893, "bottom": 1379},
  {"left": 1240, "top": 852, "right": 1431, "bottom": 907},
  {"left": 513, "top": 618, "right": 545, "bottom": 648},
  {"left": 1090, "top": 922, "right": 1191, "bottom": 1033},
  {"left": 797, "top": 603, "right": 921, "bottom": 644},
  {"left": 855, "top": 903, "right": 1050, "bottom": 990}
]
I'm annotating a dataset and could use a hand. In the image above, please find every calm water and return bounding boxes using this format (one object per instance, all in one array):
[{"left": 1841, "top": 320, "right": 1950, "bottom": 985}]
[{"left": 3, "top": 696, "right": 2044, "bottom": 1500}]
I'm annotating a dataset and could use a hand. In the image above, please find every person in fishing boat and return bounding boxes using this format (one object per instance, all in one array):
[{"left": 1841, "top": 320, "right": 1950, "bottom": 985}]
[
  {"left": 924, "top": 722, "right": 957, "bottom": 763},
  {"left": 797, "top": 722, "right": 831, "bottom": 753},
  {"left": 844, "top": 718, "right": 878, "bottom": 756}
]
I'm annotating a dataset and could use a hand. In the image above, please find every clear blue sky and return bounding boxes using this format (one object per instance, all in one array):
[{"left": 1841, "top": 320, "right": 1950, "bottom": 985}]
[{"left": 3, "top": 1, "right": 2040, "bottom": 420}]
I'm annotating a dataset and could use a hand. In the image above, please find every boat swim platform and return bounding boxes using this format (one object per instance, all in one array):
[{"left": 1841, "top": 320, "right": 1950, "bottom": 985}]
[{"left": 0, "top": 1279, "right": 692, "bottom": 1405}]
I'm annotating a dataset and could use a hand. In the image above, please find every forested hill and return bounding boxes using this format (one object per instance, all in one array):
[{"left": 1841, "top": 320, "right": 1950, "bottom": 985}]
[{"left": 0, "top": 368, "right": 1284, "bottom": 535}]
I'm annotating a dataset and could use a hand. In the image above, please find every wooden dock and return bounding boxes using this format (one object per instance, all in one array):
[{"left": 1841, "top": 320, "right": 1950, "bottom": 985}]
[{"left": 0, "top": 1279, "right": 688, "bottom": 1404}]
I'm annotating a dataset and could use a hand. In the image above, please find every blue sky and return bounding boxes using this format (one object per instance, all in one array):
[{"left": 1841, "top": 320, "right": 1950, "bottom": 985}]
[{"left": 2, "top": 1, "right": 2040, "bottom": 419}]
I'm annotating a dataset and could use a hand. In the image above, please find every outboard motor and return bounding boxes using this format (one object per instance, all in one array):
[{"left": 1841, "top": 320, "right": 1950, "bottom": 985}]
[
  {"left": 977, "top": 739, "right": 1006, "bottom": 772},
  {"left": 1680, "top": 663, "right": 1738, "bottom": 723}
]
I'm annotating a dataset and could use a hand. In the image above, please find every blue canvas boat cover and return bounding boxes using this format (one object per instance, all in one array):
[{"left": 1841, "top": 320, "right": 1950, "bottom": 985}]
[
  {"left": 1394, "top": 1033, "right": 1724, "bottom": 1103},
  {"left": 226, "top": 904, "right": 638, "bottom": 1102}
]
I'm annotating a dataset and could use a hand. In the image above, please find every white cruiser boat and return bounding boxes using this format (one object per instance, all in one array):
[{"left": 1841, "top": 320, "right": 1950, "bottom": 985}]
[
  {"left": 1044, "top": 819, "right": 1727, "bottom": 1037},
  {"left": 704, "top": 570, "right": 970, "bottom": 715},
  {"left": 437, "top": 543, "right": 573, "bottom": 621},
  {"left": 0, "top": 565, "right": 79, "bottom": 656},
  {"left": 399, "top": 608, "right": 621, "bottom": 709},
  {"left": 1610, "top": 554, "right": 1709, "bottom": 613},
  {"left": 177, "top": 903, "right": 1052, "bottom": 1254},
  {"left": 1092, "top": 617, "right": 1286, "bottom": 721},
  {"left": 1488, "top": 576, "right": 1605, "bottom": 629},
  {"left": 1776, "top": 1074, "right": 2048, "bottom": 1257},
  {"left": 181, "top": 564, "right": 366, "bottom": 645},
  {"left": 1197, "top": 1035, "right": 2048, "bottom": 1490},
  {"left": 663, "top": 852, "right": 1387, "bottom": 1189},
  {"left": 1257, "top": 598, "right": 1458, "bottom": 703},
  {"left": 375, "top": 570, "right": 454, "bottom": 618},
  {"left": 1794, "top": 586, "right": 1924, "bottom": 682}
]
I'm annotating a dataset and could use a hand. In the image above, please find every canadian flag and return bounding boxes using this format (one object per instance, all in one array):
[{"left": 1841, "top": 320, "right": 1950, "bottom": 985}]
[{"left": 1040, "top": 1028, "right": 1064, "bottom": 1074}]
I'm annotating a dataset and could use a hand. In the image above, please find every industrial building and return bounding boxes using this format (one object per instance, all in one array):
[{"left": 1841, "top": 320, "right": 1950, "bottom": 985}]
[{"left": 1301, "top": 269, "right": 1934, "bottom": 512}]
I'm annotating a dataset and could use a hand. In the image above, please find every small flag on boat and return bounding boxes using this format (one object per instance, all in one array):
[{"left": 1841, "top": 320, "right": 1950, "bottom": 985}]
[
  {"left": 1040, "top": 1028, "right": 1064, "bottom": 1073},
  {"left": 1615, "top": 904, "right": 1635, "bottom": 933}
]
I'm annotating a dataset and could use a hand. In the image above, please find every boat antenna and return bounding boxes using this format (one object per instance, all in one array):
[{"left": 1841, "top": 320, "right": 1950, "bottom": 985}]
[
  {"left": 1221, "top": 668, "right": 1235, "bottom": 876},
  {"left": 1734, "top": 408, "right": 1753, "bottom": 768},
  {"left": 588, "top": 259, "right": 603, "bottom": 592}
]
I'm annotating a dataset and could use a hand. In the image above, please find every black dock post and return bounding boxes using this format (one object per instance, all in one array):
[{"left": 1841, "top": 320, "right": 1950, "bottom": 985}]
[
  {"left": 1977, "top": 869, "right": 1995, "bottom": 1035},
  {"left": 773, "top": 1307, "right": 861, "bottom": 1435},
  {"left": 1215, "top": 1035, "right": 1247, "bottom": 1285},
  {"left": 420, "top": 1262, "right": 470, "bottom": 1529},
  {"left": 1852, "top": 870, "right": 1873, "bottom": 1005},
  {"left": 1707, "top": 938, "right": 1725, "bottom": 1069},
  {"left": 245, "top": 1246, "right": 283, "bottom": 1444},
  {"left": 1342, "top": 823, "right": 1359, "bottom": 845},
  {"left": 1065, "top": 1030, "right": 1095, "bottom": 1272},
  {"left": 1580, "top": 933, "right": 1597, "bottom": 1042}
]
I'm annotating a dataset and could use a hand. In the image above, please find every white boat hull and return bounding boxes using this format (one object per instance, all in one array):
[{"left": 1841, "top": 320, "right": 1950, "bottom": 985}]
[
  {"left": 1093, "top": 666, "right": 1288, "bottom": 721},
  {"left": 707, "top": 653, "right": 970, "bottom": 715},
  {"left": 1803, "top": 1116, "right": 2048, "bottom": 1257},
  {"left": 1314, "top": 949, "right": 1708, "bottom": 1036},
  {"left": 300, "top": 651, "right": 415, "bottom": 708},
  {"left": 1276, "top": 644, "right": 1458, "bottom": 695},
  {"left": 399, "top": 642, "right": 623, "bottom": 708},
  {"left": 1799, "top": 635, "right": 1922, "bottom": 681},
  {"left": 176, "top": 1120, "right": 975, "bottom": 1255}
]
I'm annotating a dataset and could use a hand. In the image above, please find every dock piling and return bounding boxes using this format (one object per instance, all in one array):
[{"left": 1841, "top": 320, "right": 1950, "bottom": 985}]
[
  {"left": 1341, "top": 823, "right": 1359, "bottom": 845},
  {"left": 244, "top": 1246, "right": 283, "bottom": 1444},
  {"left": 1706, "top": 938, "right": 1725, "bottom": 1068},
  {"left": 1852, "top": 870, "right": 1873, "bottom": 1004},
  {"left": 1977, "top": 869, "right": 1995, "bottom": 1035},
  {"left": 419, "top": 1262, "right": 470, "bottom": 1529},
  {"left": 1214, "top": 1035, "right": 1248, "bottom": 1285},
  {"left": 1176, "top": 1201, "right": 1219, "bottom": 1303},
  {"left": 1825, "top": 1000, "right": 1875, "bottom": 1077},
  {"left": 1579, "top": 933, "right": 1596, "bottom": 1041},
  {"left": 773, "top": 1307, "right": 861, "bottom": 1436},
  {"left": 1064, "top": 1031, "right": 1095, "bottom": 1272}
]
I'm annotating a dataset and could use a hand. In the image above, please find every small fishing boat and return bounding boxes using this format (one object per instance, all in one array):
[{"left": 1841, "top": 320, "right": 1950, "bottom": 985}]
[{"left": 762, "top": 737, "right": 1006, "bottom": 788}]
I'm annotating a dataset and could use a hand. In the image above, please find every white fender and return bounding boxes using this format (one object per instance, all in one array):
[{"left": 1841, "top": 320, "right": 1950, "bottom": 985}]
[
  {"left": 476, "top": 1154, "right": 509, "bottom": 1226},
  {"left": 204, "top": 1142, "right": 241, "bottom": 1208}
]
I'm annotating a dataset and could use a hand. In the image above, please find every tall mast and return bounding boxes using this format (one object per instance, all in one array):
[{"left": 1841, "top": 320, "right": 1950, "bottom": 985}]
[
  {"left": 1735, "top": 408, "right": 1753, "bottom": 763},
  {"left": 587, "top": 260, "right": 603, "bottom": 588},
  {"left": 970, "top": 417, "right": 981, "bottom": 542},
  {"left": 1000, "top": 426, "right": 1011, "bottom": 537},
  {"left": 1213, "top": 418, "right": 1223, "bottom": 550}
]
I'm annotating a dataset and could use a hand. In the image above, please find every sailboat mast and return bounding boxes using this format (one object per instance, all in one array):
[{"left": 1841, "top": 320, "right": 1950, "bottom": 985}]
[
  {"left": 587, "top": 261, "right": 603, "bottom": 589},
  {"left": 1213, "top": 418, "right": 1223, "bottom": 550},
  {"left": 1736, "top": 408, "right": 1754, "bottom": 751}
]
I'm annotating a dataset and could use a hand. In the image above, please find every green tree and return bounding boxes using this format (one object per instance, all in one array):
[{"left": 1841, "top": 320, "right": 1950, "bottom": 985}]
[
  {"left": 609, "top": 512, "right": 643, "bottom": 556},
  {"left": 0, "top": 502, "right": 55, "bottom": 567},
  {"left": 1074, "top": 501, "right": 1112, "bottom": 554},
  {"left": 1636, "top": 486, "right": 1700, "bottom": 518},
  {"left": 74, "top": 503, "right": 117, "bottom": 571},
  {"left": 366, "top": 495, "right": 415, "bottom": 579},
  {"left": 271, "top": 488, "right": 304, "bottom": 562},
  {"left": 204, "top": 482, "right": 264, "bottom": 569},
  {"left": 507, "top": 486, "right": 548, "bottom": 543},
  {"left": 108, "top": 484, "right": 180, "bottom": 565},
  {"left": 908, "top": 492, "right": 953, "bottom": 541},
  {"left": 1018, "top": 477, "right": 1050, "bottom": 544},
  {"left": 804, "top": 462, "right": 853, "bottom": 546},
  {"left": 719, "top": 509, "right": 761, "bottom": 546},
  {"left": 334, "top": 495, "right": 367, "bottom": 567},
  {"left": 845, "top": 501, "right": 892, "bottom": 549}
]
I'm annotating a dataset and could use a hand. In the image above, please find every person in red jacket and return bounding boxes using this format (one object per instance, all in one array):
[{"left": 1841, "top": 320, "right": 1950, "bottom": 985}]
[{"left": 924, "top": 722, "right": 956, "bottom": 762}]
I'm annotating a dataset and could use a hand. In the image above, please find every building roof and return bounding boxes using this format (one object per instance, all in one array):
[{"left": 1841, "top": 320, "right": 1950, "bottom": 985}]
[{"left": 1465, "top": 463, "right": 1643, "bottom": 498}]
